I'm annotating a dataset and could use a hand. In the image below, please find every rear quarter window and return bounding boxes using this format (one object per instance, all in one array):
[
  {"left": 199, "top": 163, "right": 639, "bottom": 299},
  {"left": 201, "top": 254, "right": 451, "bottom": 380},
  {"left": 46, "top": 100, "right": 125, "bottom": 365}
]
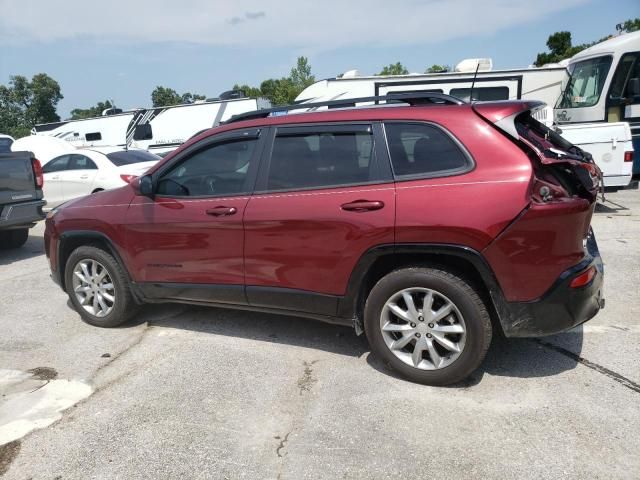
[
  {"left": 0, "top": 137, "right": 13, "bottom": 153},
  {"left": 384, "top": 123, "right": 472, "bottom": 178}
]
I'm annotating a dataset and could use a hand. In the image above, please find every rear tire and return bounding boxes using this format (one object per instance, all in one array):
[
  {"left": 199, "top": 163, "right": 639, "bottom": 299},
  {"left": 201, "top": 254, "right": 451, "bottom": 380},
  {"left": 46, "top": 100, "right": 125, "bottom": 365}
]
[
  {"left": 64, "top": 245, "right": 137, "bottom": 327},
  {"left": 0, "top": 228, "right": 29, "bottom": 249},
  {"left": 364, "top": 267, "right": 492, "bottom": 386}
]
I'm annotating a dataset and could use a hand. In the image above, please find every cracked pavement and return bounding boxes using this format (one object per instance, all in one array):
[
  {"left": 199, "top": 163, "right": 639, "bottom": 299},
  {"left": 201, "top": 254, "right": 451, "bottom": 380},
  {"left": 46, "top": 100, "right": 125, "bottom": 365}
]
[{"left": 0, "top": 189, "right": 639, "bottom": 479}]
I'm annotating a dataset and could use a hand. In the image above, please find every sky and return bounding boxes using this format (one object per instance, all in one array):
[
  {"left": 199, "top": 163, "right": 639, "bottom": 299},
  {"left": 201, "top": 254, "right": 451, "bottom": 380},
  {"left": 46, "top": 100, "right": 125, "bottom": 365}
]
[{"left": 0, "top": 0, "right": 638, "bottom": 118}]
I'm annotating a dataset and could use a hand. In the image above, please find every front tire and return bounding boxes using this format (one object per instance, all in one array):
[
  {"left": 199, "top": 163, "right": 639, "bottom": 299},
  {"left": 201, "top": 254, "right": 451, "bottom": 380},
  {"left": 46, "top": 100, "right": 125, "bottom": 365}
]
[
  {"left": 64, "top": 246, "right": 137, "bottom": 327},
  {"left": 364, "top": 267, "right": 492, "bottom": 386},
  {"left": 0, "top": 228, "right": 29, "bottom": 249}
]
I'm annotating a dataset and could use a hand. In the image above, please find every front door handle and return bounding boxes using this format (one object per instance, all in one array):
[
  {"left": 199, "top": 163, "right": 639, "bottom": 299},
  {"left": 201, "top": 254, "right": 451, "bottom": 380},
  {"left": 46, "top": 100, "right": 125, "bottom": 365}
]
[
  {"left": 341, "top": 200, "right": 385, "bottom": 212},
  {"left": 80, "top": 174, "right": 89, "bottom": 179},
  {"left": 206, "top": 206, "right": 237, "bottom": 216},
  {"left": 51, "top": 175, "right": 60, "bottom": 180}
]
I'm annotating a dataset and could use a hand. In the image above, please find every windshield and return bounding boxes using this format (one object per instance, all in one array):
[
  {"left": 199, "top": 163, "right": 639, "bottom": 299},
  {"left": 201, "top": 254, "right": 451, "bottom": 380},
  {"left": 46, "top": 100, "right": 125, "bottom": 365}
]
[
  {"left": 105, "top": 150, "right": 160, "bottom": 166},
  {"left": 556, "top": 56, "right": 613, "bottom": 108}
]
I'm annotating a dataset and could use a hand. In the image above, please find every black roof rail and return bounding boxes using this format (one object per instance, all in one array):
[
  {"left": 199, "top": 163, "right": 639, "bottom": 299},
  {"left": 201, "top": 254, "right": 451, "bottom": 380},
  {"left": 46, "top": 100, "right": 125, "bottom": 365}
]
[{"left": 224, "top": 92, "right": 466, "bottom": 124}]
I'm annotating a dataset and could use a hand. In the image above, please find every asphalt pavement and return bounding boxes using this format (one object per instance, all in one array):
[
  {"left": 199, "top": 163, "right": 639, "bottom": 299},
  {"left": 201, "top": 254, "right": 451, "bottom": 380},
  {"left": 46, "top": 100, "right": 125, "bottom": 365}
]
[{"left": 0, "top": 188, "right": 639, "bottom": 479}]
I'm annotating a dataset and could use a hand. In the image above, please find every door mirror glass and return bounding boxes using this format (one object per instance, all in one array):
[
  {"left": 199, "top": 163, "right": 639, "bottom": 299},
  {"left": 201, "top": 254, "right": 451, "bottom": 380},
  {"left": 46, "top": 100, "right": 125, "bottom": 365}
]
[{"left": 139, "top": 175, "right": 155, "bottom": 197}]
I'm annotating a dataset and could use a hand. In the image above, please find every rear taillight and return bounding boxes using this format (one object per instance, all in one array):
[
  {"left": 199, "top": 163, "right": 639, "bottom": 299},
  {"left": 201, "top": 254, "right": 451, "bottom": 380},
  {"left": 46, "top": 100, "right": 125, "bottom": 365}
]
[
  {"left": 120, "top": 174, "right": 137, "bottom": 183},
  {"left": 570, "top": 266, "right": 596, "bottom": 288},
  {"left": 32, "top": 158, "right": 44, "bottom": 189},
  {"left": 624, "top": 151, "right": 633, "bottom": 162}
]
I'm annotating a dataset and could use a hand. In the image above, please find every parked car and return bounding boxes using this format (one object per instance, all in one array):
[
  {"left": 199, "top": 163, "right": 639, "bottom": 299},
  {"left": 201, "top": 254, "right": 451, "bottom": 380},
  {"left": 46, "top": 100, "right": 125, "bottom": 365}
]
[
  {"left": 44, "top": 93, "right": 605, "bottom": 385},
  {"left": 42, "top": 147, "right": 160, "bottom": 209},
  {"left": 1, "top": 150, "right": 45, "bottom": 249}
]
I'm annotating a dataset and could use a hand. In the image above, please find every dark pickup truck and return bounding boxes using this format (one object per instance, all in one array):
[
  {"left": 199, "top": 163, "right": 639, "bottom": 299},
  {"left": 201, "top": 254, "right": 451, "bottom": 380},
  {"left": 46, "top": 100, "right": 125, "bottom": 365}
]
[{"left": 0, "top": 151, "right": 46, "bottom": 249}]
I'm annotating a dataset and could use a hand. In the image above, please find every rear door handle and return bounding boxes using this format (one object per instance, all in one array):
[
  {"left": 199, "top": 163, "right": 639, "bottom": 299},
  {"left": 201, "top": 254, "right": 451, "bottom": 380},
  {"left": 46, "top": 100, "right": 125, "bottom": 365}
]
[
  {"left": 341, "top": 200, "right": 385, "bottom": 212},
  {"left": 206, "top": 206, "right": 237, "bottom": 216},
  {"left": 80, "top": 175, "right": 89, "bottom": 179},
  {"left": 51, "top": 175, "right": 60, "bottom": 180}
]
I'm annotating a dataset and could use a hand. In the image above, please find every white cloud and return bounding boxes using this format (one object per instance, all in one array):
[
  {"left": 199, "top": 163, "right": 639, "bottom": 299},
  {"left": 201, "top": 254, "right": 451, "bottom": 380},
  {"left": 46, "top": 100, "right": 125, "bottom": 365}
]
[{"left": 0, "top": 0, "right": 588, "bottom": 50}]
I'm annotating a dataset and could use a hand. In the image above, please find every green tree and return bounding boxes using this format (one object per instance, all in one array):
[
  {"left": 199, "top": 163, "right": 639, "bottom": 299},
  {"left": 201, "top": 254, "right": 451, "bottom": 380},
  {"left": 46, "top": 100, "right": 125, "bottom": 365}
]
[
  {"left": 260, "top": 78, "right": 298, "bottom": 105},
  {"left": 620, "top": 18, "right": 640, "bottom": 33},
  {"left": 151, "top": 86, "right": 182, "bottom": 107},
  {"left": 180, "top": 92, "right": 207, "bottom": 104},
  {"left": 377, "top": 62, "right": 409, "bottom": 76},
  {"left": 426, "top": 64, "right": 449, "bottom": 73},
  {"left": 233, "top": 84, "right": 263, "bottom": 98},
  {"left": 151, "top": 87, "right": 206, "bottom": 107},
  {"left": 534, "top": 18, "right": 640, "bottom": 66},
  {"left": 289, "top": 56, "right": 315, "bottom": 90},
  {"left": 70, "top": 100, "right": 114, "bottom": 120},
  {"left": 0, "top": 73, "right": 62, "bottom": 138},
  {"left": 231, "top": 56, "right": 316, "bottom": 106},
  {"left": 534, "top": 31, "right": 582, "bottom": 66}
]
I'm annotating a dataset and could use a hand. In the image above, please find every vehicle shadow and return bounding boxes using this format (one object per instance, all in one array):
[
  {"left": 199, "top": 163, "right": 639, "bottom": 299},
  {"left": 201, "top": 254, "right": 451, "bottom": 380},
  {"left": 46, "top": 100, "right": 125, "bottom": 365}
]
[
  {"left": 129, "top": 303, "right": 582, "bottom": 385},
  {"left": 367, "top": 327, "right": 584, "bottom": 387},
  {"left": 595, "top": 198, "right": 629, "bottom": 214},
  {"left": 137, "top": 304, "right": 371, "bottom": 357},
  {"left": 0, "top": 233, "right": 45, "bottom": 266}
]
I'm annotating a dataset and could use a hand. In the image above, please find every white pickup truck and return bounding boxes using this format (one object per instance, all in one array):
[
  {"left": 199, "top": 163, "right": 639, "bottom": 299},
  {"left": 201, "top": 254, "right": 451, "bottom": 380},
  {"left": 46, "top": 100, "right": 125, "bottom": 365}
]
[{"left": 559, "top": 122, "right": 634, "bottom": 190}]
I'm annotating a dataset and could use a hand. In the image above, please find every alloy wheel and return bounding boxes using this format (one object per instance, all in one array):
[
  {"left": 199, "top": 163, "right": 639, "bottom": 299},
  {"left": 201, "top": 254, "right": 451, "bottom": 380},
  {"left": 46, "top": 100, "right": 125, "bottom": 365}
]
[
  {"left": 71, "top": 259, "right": 116, "bottom": 318},
  {"left": 379, "top": 287, "right": 466, "bottom": 370}
]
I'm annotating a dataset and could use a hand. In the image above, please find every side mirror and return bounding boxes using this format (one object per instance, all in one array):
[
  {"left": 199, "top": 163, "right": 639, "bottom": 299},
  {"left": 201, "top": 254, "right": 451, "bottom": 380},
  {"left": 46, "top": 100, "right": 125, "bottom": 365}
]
[
  {"left": 627, "top": 78, "right": 640, "bottom": 98},
  {"left": 138, "top": 175, "right": 155, "bottom": 197}
]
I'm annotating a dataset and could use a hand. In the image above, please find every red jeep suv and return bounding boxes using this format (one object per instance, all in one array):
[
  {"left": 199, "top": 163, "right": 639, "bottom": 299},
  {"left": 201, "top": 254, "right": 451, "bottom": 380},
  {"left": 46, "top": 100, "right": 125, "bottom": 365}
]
[{"left": 44, "top": 93, "right": 604, "bottom": 385}]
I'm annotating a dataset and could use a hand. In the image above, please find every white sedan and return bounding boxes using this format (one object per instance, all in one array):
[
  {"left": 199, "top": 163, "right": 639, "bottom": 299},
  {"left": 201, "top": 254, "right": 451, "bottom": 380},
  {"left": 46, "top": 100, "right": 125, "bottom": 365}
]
[{"left": 42, "top": 147, "right": 160, "bottom": 209}]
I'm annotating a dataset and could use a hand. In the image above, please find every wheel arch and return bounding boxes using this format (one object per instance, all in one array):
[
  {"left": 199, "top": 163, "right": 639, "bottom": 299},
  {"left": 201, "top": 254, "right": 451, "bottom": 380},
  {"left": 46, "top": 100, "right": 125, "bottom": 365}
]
[
  {"left": 58, "top": 231, "right": 132, "bottom": 292},
  {"left": 338, "top": 244, "right": 512, "bottom": 335}
]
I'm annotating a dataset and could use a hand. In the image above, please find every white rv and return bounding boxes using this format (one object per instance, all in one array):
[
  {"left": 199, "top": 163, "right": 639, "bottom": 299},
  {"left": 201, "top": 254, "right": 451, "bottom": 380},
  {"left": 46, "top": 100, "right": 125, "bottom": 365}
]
[
  {"left": 33, "top": 93, "right": 271, "bottom": 156},
  {"left": 296, "top": 59, "right": 569, "bottom": 126},
  {"left": 554, "top": 30, "right": 640, "bottom": 180}
]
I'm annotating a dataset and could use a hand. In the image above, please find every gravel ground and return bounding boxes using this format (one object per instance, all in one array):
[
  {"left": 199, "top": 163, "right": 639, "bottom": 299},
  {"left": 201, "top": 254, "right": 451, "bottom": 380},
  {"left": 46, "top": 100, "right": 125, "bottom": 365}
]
[{"left": 0, "top": 188, "right": 639, "bottom": 479}]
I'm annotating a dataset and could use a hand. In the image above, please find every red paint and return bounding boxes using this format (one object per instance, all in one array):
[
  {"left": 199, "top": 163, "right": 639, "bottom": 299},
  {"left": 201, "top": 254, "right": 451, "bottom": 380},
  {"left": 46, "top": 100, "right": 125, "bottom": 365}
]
[
  {"left": 124, "top": 195, "right": 249, "bottom": 284},
  {"left": 244, "top": 184, "right": 395, "bottom": 296},
  {"left": 483, "top": 198, "right": 594, "bottom": 301}
]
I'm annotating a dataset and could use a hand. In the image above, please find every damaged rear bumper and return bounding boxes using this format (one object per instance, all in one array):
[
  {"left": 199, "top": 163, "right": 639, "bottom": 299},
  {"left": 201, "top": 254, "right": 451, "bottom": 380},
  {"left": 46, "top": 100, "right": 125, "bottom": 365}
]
[{"left": 501, "top": 230, "right": 604, "bottom": 337}]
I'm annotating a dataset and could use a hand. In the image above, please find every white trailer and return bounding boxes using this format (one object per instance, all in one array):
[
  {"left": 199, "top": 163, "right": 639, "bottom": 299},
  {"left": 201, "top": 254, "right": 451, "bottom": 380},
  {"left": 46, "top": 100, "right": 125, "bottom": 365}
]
[
  {"left": 33, "top": 94, "right": 271, "bottom": 156},
  {"left": 560, "top": 122, "right": 633, "bottom": 188},
  {"left": 296, "top": 60, "right": 569, "bottom": 126}
]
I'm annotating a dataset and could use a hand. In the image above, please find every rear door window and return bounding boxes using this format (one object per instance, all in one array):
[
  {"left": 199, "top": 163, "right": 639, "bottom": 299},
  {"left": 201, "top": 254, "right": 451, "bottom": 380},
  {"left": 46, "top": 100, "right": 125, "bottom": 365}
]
[
  {"left": 384, "top": 123, "right": 471, "bottom": 178},
  {"left": 265, "top": 125, "right": 375, "bottom": 191},
  {"left": 69, "top": 155, "right": 98, "bottom": 170},
  {"left": 0, "top": 137, "right": 13, "bottom": 153}
]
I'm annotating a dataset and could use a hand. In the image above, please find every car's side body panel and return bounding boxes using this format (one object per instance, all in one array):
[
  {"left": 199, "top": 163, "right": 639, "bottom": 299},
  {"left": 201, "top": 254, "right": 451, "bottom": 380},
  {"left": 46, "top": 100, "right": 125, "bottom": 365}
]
[
  {"left": 243, "top": 183, "right": 396, "bottom": 297},
  {"left": 123, "top": 195, "right": 250, "bottom": 286}
]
